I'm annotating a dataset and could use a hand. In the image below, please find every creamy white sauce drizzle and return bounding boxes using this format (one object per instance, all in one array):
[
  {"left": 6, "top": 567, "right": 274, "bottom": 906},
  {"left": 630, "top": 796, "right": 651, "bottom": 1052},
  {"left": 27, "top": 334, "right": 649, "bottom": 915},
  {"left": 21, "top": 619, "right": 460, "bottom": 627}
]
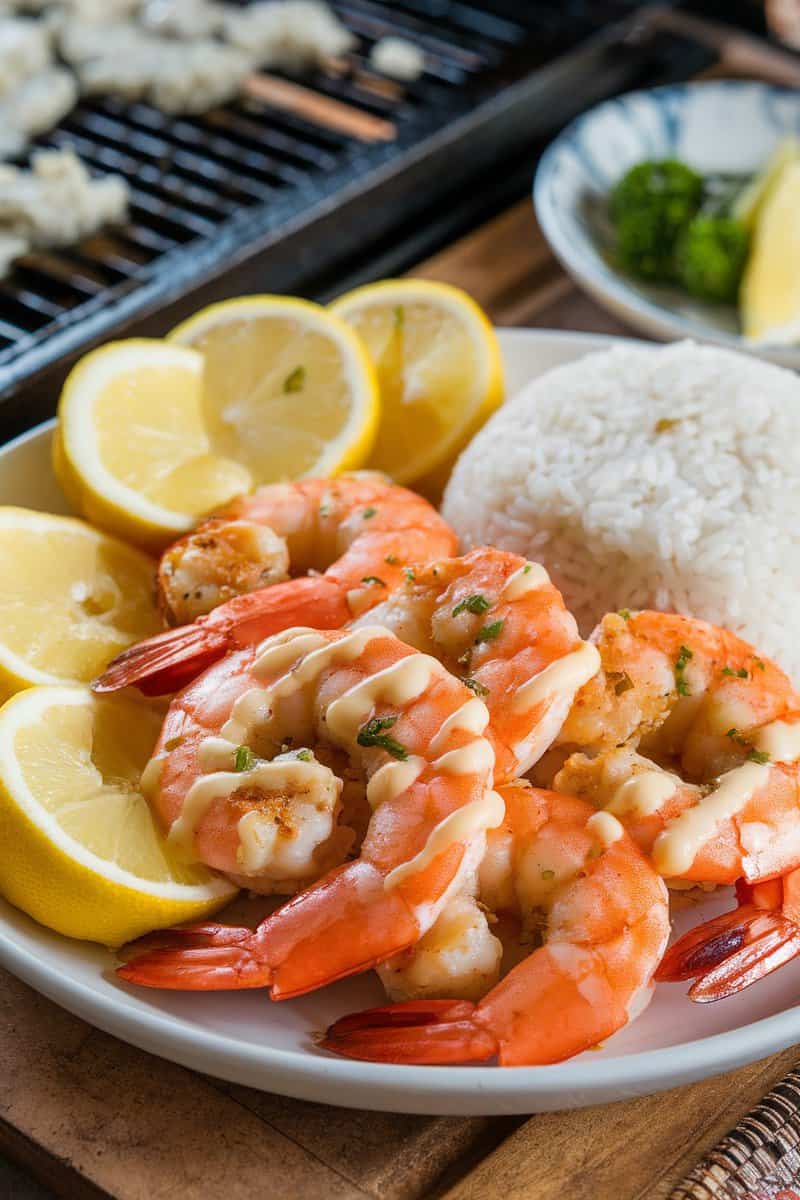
[
  {"left": 513, "top": 642, "right": 601, "bottom": 713},
  {"left": 429, "top": 697, "right": 489, "bottom": 755},
  {"left": 653, "top": 761, "right": 771, "bottom": 877},
  {"left": 367, "top": 756, "right": 426, "bottom": 809},
  {"left": 221, "top": 687, "right": 274, "bottom": 748},
  {"left": 168, "top": 758, "right": 332, "bottom": 858},
  {"left": 326, "top": 654, "right": 441, "bottom": 744},
  {"left": 197, "top": 736, "right": 237, "bottom": 773},
  {"left": 501, "top": 561, "right": 550, "bottom": 602},
  {"left": 607, "top": 771, "right": 679, "bottom": 818},
  {"left": 586, "top": 810, "right": 624, "bottom": 848},
  {"left": 434, "top": 740, "right": 495, "bottom": 776},
  {"left": 384, "top": 789, "right": 505, "bottom": 892},
  {"left": 139, "top": 752, "right": 164, "bottom": 798},
  {"left": 190, "top": 625, "right": 497, "bottom": 877},
  {"left": 252, "top": 628, "right": 328, "bottom": 679},
  {"left": 754, "top": 719, "right": 800, "bottom": 763}
]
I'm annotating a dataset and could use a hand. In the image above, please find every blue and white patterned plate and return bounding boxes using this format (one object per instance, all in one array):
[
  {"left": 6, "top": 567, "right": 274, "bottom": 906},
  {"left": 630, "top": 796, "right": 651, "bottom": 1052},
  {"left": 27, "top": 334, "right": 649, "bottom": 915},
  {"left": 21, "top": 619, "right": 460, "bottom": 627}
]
[{"left": 534, "top": 81, "right": 800, "bottom": 367}]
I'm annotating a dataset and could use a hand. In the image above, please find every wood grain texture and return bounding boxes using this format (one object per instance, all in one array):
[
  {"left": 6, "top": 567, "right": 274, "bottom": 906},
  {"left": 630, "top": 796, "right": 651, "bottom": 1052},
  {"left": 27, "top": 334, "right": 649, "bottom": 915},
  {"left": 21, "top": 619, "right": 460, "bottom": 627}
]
[
  {"left": 411, "top": 200, "right": 630, "bottom": 334},
  {"left": 440, "top": 1050, "right": 800, "bottom": 1200},
  {"left": 0, "top": 969, "right": 506, "bottom": 1200}
]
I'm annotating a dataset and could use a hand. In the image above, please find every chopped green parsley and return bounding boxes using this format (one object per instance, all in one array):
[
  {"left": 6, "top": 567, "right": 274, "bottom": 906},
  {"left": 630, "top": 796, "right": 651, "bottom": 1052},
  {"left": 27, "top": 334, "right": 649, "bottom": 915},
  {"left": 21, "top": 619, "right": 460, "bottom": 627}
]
[
  {"left": 234, "top": 745, "right": 255, "bottom": 772},
  {"left": 674, "top": 644, "right": 693, "bottom": 696},
  {"left": 361, "top": 576, "right": 385, "bottom": 587},
  {"left": 611, "top": 671, "right": 634, "bottom": 696},
  {"left": 722, "top": 666, "right": 748, "bottom": 679},
  {"left": 363, "top": 507, "right": 377, "bottom": 519},
  {"left": 357, "top": 715, "right": 408, "bottom": 761},
  {"left": 452, "top": 593, "right": 491, "bottom": 618},
  {"left": 475, "top": 619, "right": 504, "bottom": 645},
  {"left": 462, "top": 677, "right": 489, "bottom": 697}
]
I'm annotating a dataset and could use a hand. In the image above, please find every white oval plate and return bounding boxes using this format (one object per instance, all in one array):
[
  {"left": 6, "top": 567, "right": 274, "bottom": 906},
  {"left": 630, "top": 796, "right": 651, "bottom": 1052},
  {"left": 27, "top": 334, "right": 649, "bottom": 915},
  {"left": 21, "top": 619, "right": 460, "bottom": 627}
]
[
  {"left": 534, "top": 81, "right": 800, "bottom": 369},
  {"left": 2, "top": 327, "right": 800, "bottom": 1116}
]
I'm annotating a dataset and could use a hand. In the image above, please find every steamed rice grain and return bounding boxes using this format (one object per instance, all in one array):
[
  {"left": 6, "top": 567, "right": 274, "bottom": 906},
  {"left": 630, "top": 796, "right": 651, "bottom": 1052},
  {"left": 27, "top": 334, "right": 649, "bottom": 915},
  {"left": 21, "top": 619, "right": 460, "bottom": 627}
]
[{"left": 443, "top": 341, "right": 800, "bottom": 681}]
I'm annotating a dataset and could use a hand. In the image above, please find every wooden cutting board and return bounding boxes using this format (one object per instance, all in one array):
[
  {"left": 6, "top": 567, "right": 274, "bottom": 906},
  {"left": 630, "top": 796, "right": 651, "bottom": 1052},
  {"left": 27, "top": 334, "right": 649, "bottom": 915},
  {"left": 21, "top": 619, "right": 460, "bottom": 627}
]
[{"left": 2, "top": 197, "right": 800, "bottom": 1200}]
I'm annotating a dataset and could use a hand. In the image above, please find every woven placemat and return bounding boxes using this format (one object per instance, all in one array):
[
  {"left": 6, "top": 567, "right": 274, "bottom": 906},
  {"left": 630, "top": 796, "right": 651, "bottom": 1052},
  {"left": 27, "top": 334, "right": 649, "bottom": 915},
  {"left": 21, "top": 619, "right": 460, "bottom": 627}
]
[{"left": 670, "top": 1067, "right": 800, "bottom": 1200}]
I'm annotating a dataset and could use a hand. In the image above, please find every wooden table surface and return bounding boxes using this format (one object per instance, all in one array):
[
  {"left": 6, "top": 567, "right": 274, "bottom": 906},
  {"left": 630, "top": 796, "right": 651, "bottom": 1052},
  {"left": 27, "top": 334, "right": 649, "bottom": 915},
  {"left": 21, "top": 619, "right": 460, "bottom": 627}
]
[{"left": 3, "top": 198, "right": 800, "bottom": 1200}]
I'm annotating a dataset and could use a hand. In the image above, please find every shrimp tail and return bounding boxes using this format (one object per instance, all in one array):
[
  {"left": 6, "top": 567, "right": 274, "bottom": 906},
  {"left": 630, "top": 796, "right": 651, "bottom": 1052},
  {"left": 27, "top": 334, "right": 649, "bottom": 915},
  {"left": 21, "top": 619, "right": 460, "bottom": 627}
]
[
  {"left": 321, "top": 1000, "right": 499, "bottom": 1064},
  {"left": 94, "top": 621, "right": 231, "bottom": 695},
  {"left": 656, "top": 904, "right": 800, "bottom": 1001},
  {"left": 94, "top": 576, "right": 351, "bottom": 695},
  {"left": 117, "top": 923, "right": 273, "bottom": 990}
]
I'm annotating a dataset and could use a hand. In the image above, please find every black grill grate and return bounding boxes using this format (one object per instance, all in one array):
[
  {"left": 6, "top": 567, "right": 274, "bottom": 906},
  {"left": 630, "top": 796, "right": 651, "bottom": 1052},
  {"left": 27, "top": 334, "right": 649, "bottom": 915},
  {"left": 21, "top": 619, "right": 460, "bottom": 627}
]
[{"left": 0, "top": 0, "right": 716, "bottom": 427}]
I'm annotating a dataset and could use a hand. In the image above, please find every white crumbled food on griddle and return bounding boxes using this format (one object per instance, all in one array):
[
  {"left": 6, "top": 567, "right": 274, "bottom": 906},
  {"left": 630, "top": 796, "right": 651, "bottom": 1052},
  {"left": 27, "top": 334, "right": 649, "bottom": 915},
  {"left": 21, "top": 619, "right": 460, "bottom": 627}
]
[
  {"left": 224, "top": 0, "right": 355, "bottom": 70},
  {"left": 369, "top": 35, "right": 425, "bottom": 82},
  {"left": 0, "top": 149, "right": 128, "bottom": 256},
  {"left": 0, "top": 67, "right": 77, "bottom": 151},
  {"left": 66, "top": 23, "right": 253, "bottom": 112},
  {"left": 0, "top": 16, "right": 51, "bottom": 95},
  {"left": 140, "top": 0, "right": 224, "bottom": 38}
]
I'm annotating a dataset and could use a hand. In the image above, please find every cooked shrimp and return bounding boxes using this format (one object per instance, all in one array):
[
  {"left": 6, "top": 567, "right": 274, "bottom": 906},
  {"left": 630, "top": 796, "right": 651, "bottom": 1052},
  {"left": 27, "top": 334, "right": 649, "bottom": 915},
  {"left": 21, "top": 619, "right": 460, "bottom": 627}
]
[
  {"left": 353, "top": 548, "right": 600, "bottom": 781},
  {"left": 545, "top": 611, "right": 800, "bottom": 886},
  {"left": 118, "top": 623, "right": 501, "bottom": 998},
  {"left": 656, "top": 872, "right": 800, "bottom": 1001},
  {"left": 95, "top": 474, "right": 458, "bottom": 696},
  {"left": 322, "top": 780, "right": 670, "bottom": 1066}
]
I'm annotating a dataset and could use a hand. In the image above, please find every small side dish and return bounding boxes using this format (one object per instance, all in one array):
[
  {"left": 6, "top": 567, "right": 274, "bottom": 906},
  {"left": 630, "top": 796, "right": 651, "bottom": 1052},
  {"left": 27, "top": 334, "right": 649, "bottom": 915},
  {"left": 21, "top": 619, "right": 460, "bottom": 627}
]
[
  {"left": 608, "top": 139, "right": 800, "bottom": 343},
  {"left": 534, "top": 81, "right": 800, "bottom": 363}
]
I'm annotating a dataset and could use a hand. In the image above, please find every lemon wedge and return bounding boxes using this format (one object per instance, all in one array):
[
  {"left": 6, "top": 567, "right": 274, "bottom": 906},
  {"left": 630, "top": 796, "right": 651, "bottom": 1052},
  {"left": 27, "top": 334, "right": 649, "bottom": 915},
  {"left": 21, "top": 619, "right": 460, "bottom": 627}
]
[
  {"left": 0, "top": 686, "right": 236, "bottom": 945},
  {"left": 741, "top": 160, "right": 800, "bottom": 344},
  {"left": 733, "top": 137, "right": 800, "bottom": 231},
  {"left": 330, "top": 279, "right": 504, "bottom": 495},
  {"left": 0, "top": 507, "right": 160, "bottom": 700},
  {"left": 56, "top": 338, "right": 253, "bottom": 551},
  {"left": 169, "top": 295, "right": 379, "bottom": 484}
]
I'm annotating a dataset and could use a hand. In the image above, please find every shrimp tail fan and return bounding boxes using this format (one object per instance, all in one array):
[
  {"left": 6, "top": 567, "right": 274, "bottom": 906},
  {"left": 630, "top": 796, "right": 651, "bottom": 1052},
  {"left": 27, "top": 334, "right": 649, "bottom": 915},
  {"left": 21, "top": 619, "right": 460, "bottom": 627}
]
[
  {"left": 117, "top": 922, "right": 273, "bottom": 990},
  {"left": 321, "top": 1000, "right": 498, "bottom": 1064},
  {"left": 93, "top": 621, "right": 231, "bottom": 696},
  {"left": 656, "top": 904, "right": 800, "bottom": 1001}
]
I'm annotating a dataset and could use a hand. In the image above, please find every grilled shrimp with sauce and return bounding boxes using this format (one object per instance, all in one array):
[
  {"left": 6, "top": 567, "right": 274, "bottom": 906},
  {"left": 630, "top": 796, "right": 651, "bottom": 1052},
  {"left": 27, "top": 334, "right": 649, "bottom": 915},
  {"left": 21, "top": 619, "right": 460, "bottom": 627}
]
[
  {"left": 353, "top": 547, "right": 600, "bottom": 781},
  {"left": 543, "top": 609, "right": 800, "bottom": 1004},
  {"left": 323, "top": 780, "right": 670, "bottom": 1066},
  {"left": 548, "top": 610, "right": 800, "bottom": 886},
  {"left": 118, "top": 623, "right": 502, "bottom": 998},
  {"left": 95, "top": 474, "right": 457, "bottom": 696}
]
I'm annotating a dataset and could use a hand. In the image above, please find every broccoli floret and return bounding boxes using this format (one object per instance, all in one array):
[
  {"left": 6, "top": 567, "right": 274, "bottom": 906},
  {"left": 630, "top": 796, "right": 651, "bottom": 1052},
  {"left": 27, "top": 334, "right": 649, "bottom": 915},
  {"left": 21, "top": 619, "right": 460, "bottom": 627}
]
[
  {"left": 675, "top": 216, "right": 749, "bottom": 304},
  {"left": 610, "top": 160, "right": 704, "bottom": 282}
]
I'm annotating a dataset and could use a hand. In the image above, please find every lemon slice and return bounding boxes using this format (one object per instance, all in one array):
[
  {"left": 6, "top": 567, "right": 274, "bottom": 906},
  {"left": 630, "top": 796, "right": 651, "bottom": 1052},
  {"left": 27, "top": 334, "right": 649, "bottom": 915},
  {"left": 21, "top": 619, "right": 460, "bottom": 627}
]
[
  {"left": 741, "top": 160, "right": 800, "bottom": 344},
  {"left": 733, "top": 137, "right": 800, "bottom": 231},
  {"left": 169, "top": 295, "right": 379, "bottom": 484},
  {"left": 0, "top": 507, "right": 160, "bottom": 701},
  {"left": 330, "top": 279, "right": 504, "bottom": 495},
  {"left": 0, "top": 686, "right": 236, "bottom": 945},
  {"left": 56, "top": 338, "right": 253, "bottom": 551}
]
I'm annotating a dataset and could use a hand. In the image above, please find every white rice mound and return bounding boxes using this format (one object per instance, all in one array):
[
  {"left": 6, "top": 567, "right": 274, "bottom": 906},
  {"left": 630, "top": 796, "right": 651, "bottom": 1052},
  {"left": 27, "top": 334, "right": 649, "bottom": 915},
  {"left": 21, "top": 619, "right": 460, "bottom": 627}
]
[{"left": 442, "top": 340, "right": 800, "bottom": 682}]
